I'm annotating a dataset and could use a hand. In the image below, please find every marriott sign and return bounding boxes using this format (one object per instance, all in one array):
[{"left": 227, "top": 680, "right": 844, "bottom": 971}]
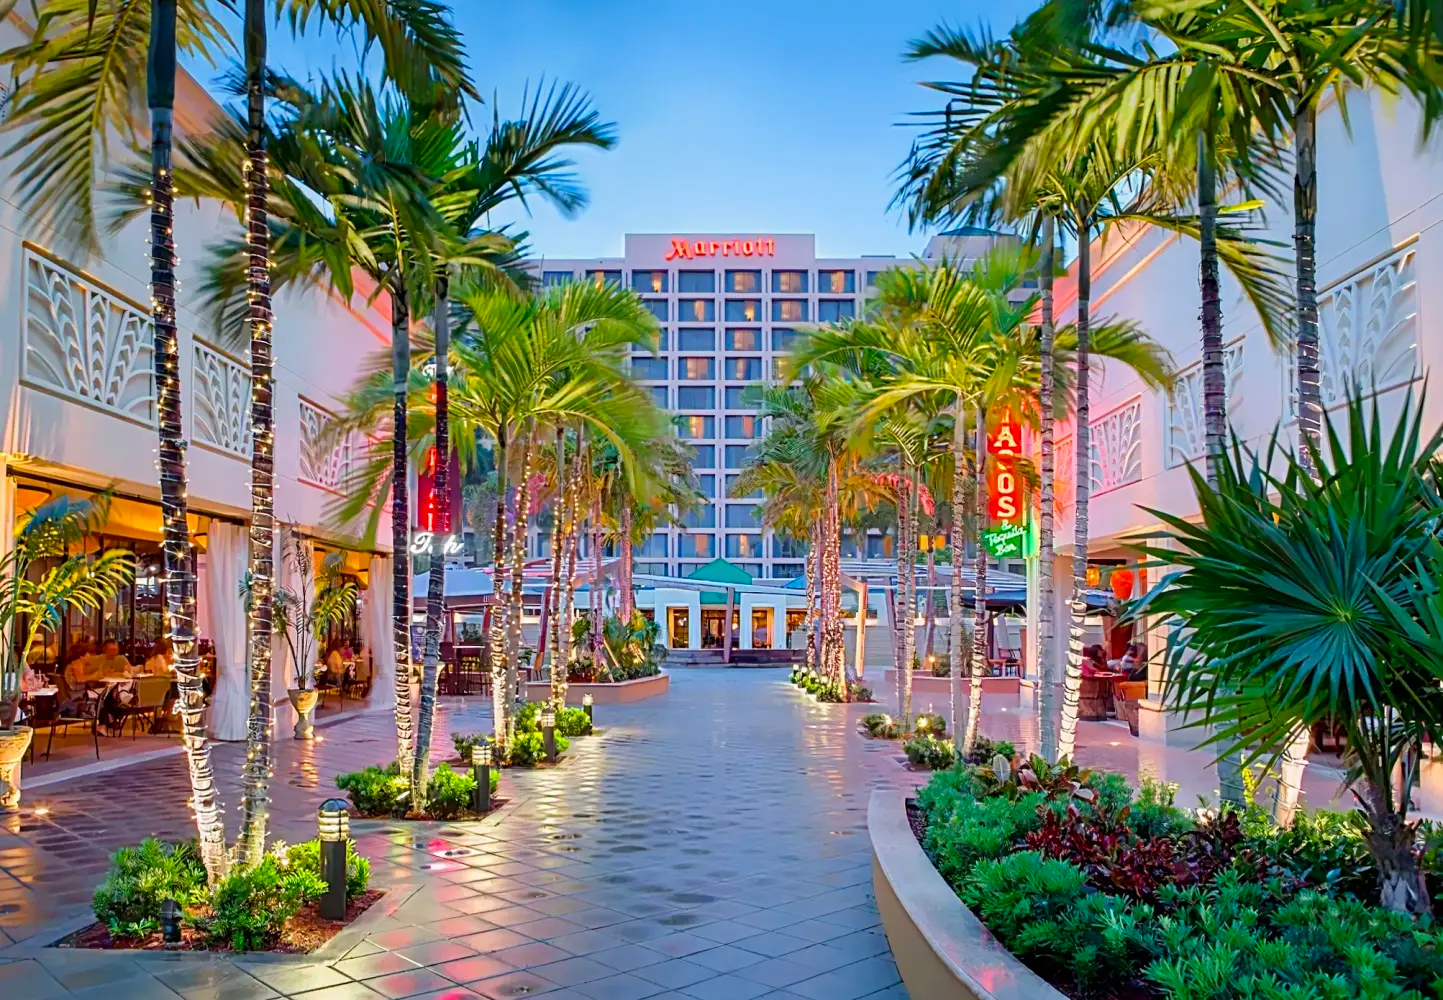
[{"left": 664, "top": 236, "right": 776, "bottom": 261}]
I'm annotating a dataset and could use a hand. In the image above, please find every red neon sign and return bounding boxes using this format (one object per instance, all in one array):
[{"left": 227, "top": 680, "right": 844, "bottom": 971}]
[
  {"left": 987, "top": 414, "right": 1023, "bottom": 524},
  {"left": 664, "top": 237, "right": 776, "bottom": 261}
]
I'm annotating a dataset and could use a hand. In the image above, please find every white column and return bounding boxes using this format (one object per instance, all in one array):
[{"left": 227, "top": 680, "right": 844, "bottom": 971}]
[
  {"left": 365, "top": 555, "right": 396, "bottom": 710},
  {"left": 205, "top": 521, "right": 249, "bottom": 741}
]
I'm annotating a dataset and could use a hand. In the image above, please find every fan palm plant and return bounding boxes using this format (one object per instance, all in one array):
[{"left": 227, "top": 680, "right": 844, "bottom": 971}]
[{"left": 1128, "top": 389, "right": 1443, "bottom": 913}]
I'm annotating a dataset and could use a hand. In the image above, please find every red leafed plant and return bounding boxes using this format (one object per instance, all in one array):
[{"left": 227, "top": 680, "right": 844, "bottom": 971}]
[{"left": 1026, "top": 804, "right": 1252, "bottom": 902}]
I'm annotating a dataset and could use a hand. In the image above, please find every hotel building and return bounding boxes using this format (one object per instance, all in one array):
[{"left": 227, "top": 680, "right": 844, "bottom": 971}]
[{"left": 531, "top": 230, "right": 1024, "bottom": 581}]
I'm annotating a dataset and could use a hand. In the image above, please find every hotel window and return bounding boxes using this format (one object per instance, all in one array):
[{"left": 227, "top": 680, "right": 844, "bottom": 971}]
[
  {"left": 726, "top": 534, "right": 764, "bottom": 559},
  {"left": 695, "top": 474, "right": 716, "bottom": 499},
  {"left": 724, "top": 299, "right": 761, "bottom": 323},
  {"left": 725, "top": 415, "right": 760, "bottom": 439},
  {"left": 772, "top": 299, "right": 807, "bottom": 322},
  {"left": 817, "top": 299, "right": 855, "bottom": 323},
  {"left": 726, "top": 504, "right": 759, "bottom": 528},
  {"left": 771, "top": 327, "right": 798, "bottom": 352},
  {"left": 771, "top": 358, "right": 786, "bottom": 381},
  {"left": 726, "top": 269, "right": 761, "bottom": 293},
  {"left": 632, "top": 270, "right": 668, "bottom": 293},
  {"left": 542, "top": 270, "right": 572, "bottom": 287},
  {"left": 725, "top": 328, "right": 761, "bottom": 351},
  {"left": 840, "top": 533, "right": 860, "bottom": 558},
  {"left": 586, "top": 269, "right": 622, "bottom": 287},
  {"left": 726, "top": 357, "right": 762, "bottom": 381},
  {"left": 677, "top": 327, "right": 715, "bottom": 352},
  {"left": 678, "top": 298, "right": 715, "bottom": 322},
  {"left": 690, "top": 443, "right": 716, "bottom": 469},
  {"left": 679, "top": 415, "right": 715, "bottom": 439},
  {"left": 679, "top": 356, "right": 715, "bottom": 380},
  {"left": 772, "top": 562, "right": 804, "bottom": 580},
  {"left": 642, "top": 298, "right": 668, "bottom": 321},
  {"left": 678, "top": 533, "right": 716, "bottom": 558},
  {"left": 774, "top": 533, "right": 809, "bottom": 558},
  {"left": 649, "top": 386, "right": 668, "bottom": 408},
  {"left": 682, "top": 506, "right": 716, "bottom": 529},
  {"left": 732, "top": 562, "right": 763, "bottom": 578},
  {"left": 865, "top": 269, "right": 890, "bottom": 287},
  {"left": 818, "top": 270, "right": 856, "bottom": 294},
  {"left": 725, "top": 443, "right": 756, "bottom": 468},
  {"left": 677, "top": 386, "right": 715, "bottom": 409},
  {"left": 866, "top": 533, "right": 895, "bottom": 559},
  {"left": 725, "top": 386, "right": 756, "bottom": 410},
  {"left": 637, "top": 533, "right": 669, "bottom": 557},
  {"left": 635, "top": 561, "right": 669, "bottom": 576},
  {"left": 772, "top": 270, "right": 808, "bottom": 293},
  {"left": 630, "top": 357, "right": 668, "bottom": 380},
  {"left": 677, "top": 270, "right": 716, "bottom": 293},
  {"left": 726, "top": 474, "right": 761, "bottom": 499}
]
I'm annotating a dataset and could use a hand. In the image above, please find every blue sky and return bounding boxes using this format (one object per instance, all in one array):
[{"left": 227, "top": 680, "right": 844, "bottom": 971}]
[{"left": 252, "top": 1, "right": 1036, "bottom": 259}]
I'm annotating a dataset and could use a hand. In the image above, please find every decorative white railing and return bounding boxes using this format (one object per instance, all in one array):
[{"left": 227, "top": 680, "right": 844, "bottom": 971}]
[
  {"left": 1088, "top": 397, "right": 1143, "bottom": 495},
  {"left": 1164, "top": 339, "right": 1245, "bottom": 469},
  {"left": 298, "top": 398, "right": 356, "bottom": 491},
  {"left": 192, "top": 341, "right": 251, "bottom": 457},
  {"left": 22, "top": 245, "right": 155, "bottom": 425}
]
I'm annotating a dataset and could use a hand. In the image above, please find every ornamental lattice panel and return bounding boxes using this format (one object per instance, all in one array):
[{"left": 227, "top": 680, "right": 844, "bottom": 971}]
[
  {"left": 298, "top": 399, "right": 354, "bottom": 490},
  {"left": 1164, "top": 340, "right": 1245, "bottom": 469},
  {"left": 192, "top": 341, "right": 251, "bottom": 457},
  {"left": 22, "top": 246, "right": 155, "bottom": 424},
  {"left": 1287, "top": 244, "right": 1419, "bottom": 413},
  {"left": 1088, "top": 399, "right": 1143, "bottom": 494}
]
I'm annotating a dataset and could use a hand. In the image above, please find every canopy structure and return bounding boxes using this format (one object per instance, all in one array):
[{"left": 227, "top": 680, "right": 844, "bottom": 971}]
[
  {"left": 685, "top": 558, "right": 754, "bottom": 605},
  {"left": 408, "top": 567, "right": 495, "bottom": 611}
]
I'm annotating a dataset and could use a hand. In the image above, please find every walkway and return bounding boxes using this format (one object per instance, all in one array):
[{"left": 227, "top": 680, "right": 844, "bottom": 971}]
[{"left": 0, "top": 670, "right": 919, "bottom": 1000}]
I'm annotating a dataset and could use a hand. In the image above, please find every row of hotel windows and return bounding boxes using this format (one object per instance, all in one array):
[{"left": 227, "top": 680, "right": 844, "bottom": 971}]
[
  {"left": 625, "top": 530, "right": 907, "bottom": 560},
  {"left": 542, "top": 269, "right": 870, "bottom": 294},
  {"left": 641, "top": 385, "right": 772, "bottom": 410},
  {"left": 640, "top": 299, "right": 854, "bottom": 323},
  {"left": 679, "top": 474, "right": 765, "bottom": 500},
  {"left": 632, "top": 328, "right": 802, "bottom": 352},
  {"left": 688, "top": 444, "right": 760, "bottom": 469},
  {"left": 634, "top": 357, "right": 767, "bottom": 381}
]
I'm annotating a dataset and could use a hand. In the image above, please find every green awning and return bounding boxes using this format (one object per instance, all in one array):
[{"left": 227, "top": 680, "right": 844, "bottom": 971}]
[{"left": 685, "top": 559, "right": 753, "bottom": 606}]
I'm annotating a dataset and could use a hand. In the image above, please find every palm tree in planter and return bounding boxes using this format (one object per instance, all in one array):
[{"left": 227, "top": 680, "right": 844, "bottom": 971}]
[
  {"left": 1129, "top": 390, "right": 1443, "bottom": 912},
  {"left": 243, "top": 531, "right": 356, "bottom": 739},
  {"left": 0, "top": 497, "right": 134, "bottom": 811}
]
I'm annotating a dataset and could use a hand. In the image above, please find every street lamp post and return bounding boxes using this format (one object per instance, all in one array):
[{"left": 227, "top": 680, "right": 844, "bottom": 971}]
[{"left": 318, "top": 799, "right": 350, "bottom": 920}]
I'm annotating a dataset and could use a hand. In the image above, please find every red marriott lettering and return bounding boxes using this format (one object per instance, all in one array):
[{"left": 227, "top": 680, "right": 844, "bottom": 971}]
[{"left": 664, "top": 237, "right": 776, "bottom": 261}]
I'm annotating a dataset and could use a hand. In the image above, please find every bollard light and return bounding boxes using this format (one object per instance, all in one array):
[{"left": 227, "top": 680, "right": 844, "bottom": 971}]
[
  {"left": 160, "top": 898, "right": 182, "bottom": 947},
  {"left": 471, "top": 740, "right": 493, "bottom": 815},
  {"left": 318, "top": 798, "right": 350, "bottom": 920},
  {"left": 917, "top": 716, "right": 930, "bottom": 734},
  {"left": 540, "top": 708, "right": 558, "bottom": 763},
  {"left": 582, "top": 692, "right": 594, "bottom": 725}
]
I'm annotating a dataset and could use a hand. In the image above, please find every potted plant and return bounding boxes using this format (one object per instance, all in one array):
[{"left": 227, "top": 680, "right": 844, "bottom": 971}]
[
  {"left": 0, "top": 496, "right": 133, "bottom": 809},
  {"left": 244, "top": 530, "right": 356, "bottom": 739}
]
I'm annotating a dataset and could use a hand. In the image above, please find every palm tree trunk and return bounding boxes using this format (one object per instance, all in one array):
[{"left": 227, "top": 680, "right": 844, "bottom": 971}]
[
  {"left": 804, "top": 516, "right": 819, "bottom": 675},
  {"left": 148, "top": 0, "right": 226, "bottom": 884},
  {"left": 1198, "top": 131, "right": 1245, "bottom": 807},
  {"left": 619, "top": 504, "right": 634, "bottom": 620},
  {"left": 1057, "top": 220, "right": 1091, "bottom": 762},
  {"left": 1294, "top": 105, "right": 1321, "bottom": 475},
  {"left": 949, "top": 400, "right": 967, "bottom": 743},
  {"left": 1037, "top": 218, "right": 1059, "bottom": 762},
  {"left": 557, "top": 472, "right": 581, "bottom": 698},
  {"left": 547, "top": 429, "right": 568, "bottom": 707},
  {"left": 505, "top": 438, "right": 534, "bottom": 735},
  {"left": 390, "top": 283, "right": 415, "bottom": 776},
  {"left": 902, "top": 463, "right": 920, "bottom": 723},
  {"left": 413, "top": 276, "right": 451, "bottom": 801},
  {"left": 238, "top": 0, "right": 273, "bottom": 867},
  {"left": 1273, "top": 721, "right": 1311, "bottom": 827},
  {"left": 551, "top": 445, "right": 582, "bottom": 707},
  {"left": 488, "top": 432, "right": 509, "bottom": 754},
  {"left": 896, "top": 467, "right": 911, "bottom": 724},
  {"left": 963, "top": 406, "right": 988, "bottom": 753},
  {"left": 821, "top": 465, "right": 843, "bottom": 687},
  {"left": 589, "top": 491, "right": 603, "bottom": 664},
  {"left": 922, "top": 549, "right": 937, "bottom": 663}
]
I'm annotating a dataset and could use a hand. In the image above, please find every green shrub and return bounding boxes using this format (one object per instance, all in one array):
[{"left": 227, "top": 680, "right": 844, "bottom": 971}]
[
  {"left": 92, "top": 838, "right": 206, "bottom": 936},
  {"left": 556, "top": 706, "right": 592, "bottom": 737},
  {"left": 506, "top": 730, "right": 569, "bottom": 766},
  {"left": 451, "top": 732, "right": 485, "bottom": 761},
  {"left": 425, "top": 764, "right": 475, "bottom": 820},
  {"left": 280, "top": 840, "right": 371, "bottom": 901},
  {"left": 335, "top": 762, "right": 407, "bottom": 816},
  {"left": 515, "top": 701, "right": 541, "bottom": 733},
  {"left": 914, "top": 712, "right": 947, "bottom": 736},
  {"left": 904, "top": 734, "right": 956, "bottom": 770},
  {"left": 861, "top": 713, "right": 903, "bottom": 739},
  {"left": 198, "top": 856, "right": 325, "bottom": 951}
]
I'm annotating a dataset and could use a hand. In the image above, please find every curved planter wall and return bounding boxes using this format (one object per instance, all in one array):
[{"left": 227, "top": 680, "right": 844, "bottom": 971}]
[
  {"left": 869, "top": 790, "right": 1064, "bottom": 1000},
  {"left": 524, "top": 671, "right": 670, "bottom": 706},
  {"left": 879, "top": 671, "right": 1022, "bottom": 698}
]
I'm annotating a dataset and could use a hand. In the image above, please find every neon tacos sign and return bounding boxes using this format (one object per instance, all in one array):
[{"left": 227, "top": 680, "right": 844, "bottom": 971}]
[{"left": 664, "top": 237, "right": 776, "bottom": 261}]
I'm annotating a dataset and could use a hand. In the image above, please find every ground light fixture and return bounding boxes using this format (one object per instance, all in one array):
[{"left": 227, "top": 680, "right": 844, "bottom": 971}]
[
  {"left": 582, "top": 692, "right": 594, "bottom": 725},
  {"left": 160, "top": 898, "right": 182, "bottom": 947},
  {"left": 540, "top": 708, "right": 558, "bottom": 762},
  {"left": 471, "top": 741, "right": 493, "bottom": 814},
  {"left": 917, "top": 716, "right": 930, "bottom": 733},
  {"left": 317, "top": 798, "right": 350, "bottom": 920}
]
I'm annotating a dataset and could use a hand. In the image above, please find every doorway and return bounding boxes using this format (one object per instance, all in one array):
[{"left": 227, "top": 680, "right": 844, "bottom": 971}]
[
  {"left": 750, "top": 608, "right": 773, "bottom": 649},
  {"left": 668, "top": 607, "right": 690, "bottom": 649}
]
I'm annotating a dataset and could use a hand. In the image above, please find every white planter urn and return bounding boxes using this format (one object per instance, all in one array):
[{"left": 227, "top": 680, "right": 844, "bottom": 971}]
[
  {"left": 288, "top": 689, "right": 319, "bottom": 740},
  {"left": 0, "top": 727, "right": 34, "bottom": 812}
]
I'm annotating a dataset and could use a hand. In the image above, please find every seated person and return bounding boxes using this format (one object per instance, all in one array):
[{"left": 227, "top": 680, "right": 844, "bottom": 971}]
[
  {"left": 144, "top": 638, "right": 174, "bottom": 675},
  {"left": 1081, "top": 644, "right": 1109, "bottom": 677},
  {"left": 324, "top": 643, "right": 345, "bottom": 685},
  {"left": 61, "top": 641, "right": 100, "bottom": 689},
  {"left": 19, "top": 662, "right": 49, "bottom": 695},
  {"left": 88, "top": 638, "right": 134, "bottom": 678},
  {"left": 1121, "top": 642, "right": 1148, "bottom": 681}
]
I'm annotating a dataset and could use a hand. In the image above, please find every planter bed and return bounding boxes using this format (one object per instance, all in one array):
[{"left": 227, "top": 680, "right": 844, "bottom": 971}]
[
  {"left": 57, "top": 890, "right": 384, "bottom": 954},
  {"left": 524, "top": 670, "right": 669, "bottom": 705},
  {"left": 880, "top": 670, "right": 1022, "bottom": 697}
]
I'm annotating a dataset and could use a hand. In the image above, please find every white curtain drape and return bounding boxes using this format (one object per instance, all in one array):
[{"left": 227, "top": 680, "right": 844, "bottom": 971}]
[
  {"left": 364, "top": 555, "right": 396, "bottom": 711},
  {"left": 205, "top": 521, "right": 249, "bottom": 741}
]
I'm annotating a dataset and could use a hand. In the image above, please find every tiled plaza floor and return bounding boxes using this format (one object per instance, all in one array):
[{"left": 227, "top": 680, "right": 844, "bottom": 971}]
[{"left": 0, "top": 667, "right": 1412, "bottom": 1000}]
